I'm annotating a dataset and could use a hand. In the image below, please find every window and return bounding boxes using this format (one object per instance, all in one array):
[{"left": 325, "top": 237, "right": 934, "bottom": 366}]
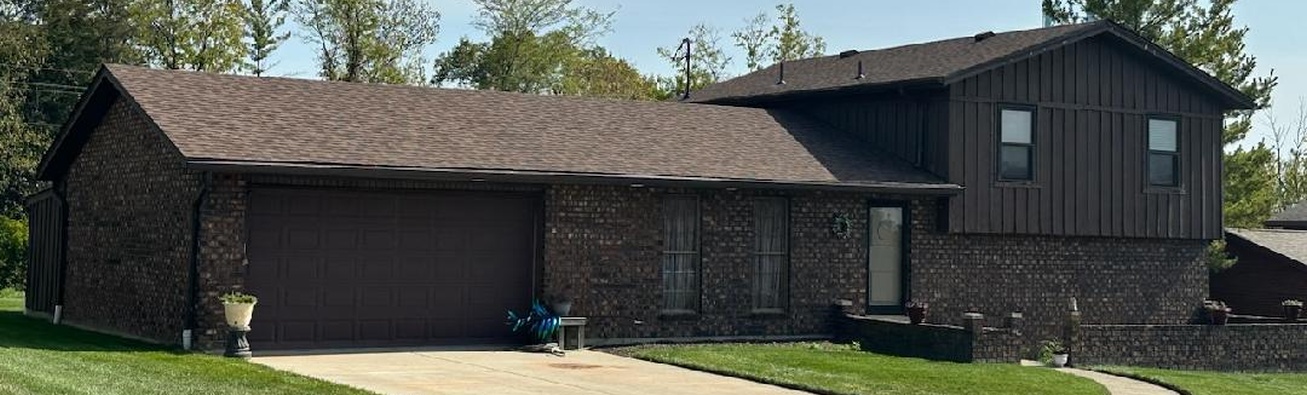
[
  {"left": 998, "top": 107, "right": 1035, "bottom": 181},
  {"left": 1148, "top": 118, "right": 1180, "bottom": 187},
  {"left": 661, "top": 195, "right": 700, "bottom": 312},
  {"left": 752, "top": 198, "right": 789, "bottom": 312}
]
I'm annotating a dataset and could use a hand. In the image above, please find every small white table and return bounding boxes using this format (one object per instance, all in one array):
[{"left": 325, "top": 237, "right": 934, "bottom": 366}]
[{"left": 557, "top": 317, "right": 588, "bottom": 350}]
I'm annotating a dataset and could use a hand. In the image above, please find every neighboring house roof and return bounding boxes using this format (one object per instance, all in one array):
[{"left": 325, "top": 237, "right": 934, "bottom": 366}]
[
  {"left": 37, "top": 65, "right": 958, "bottom": 194},
  {"left": 1226, "top": 228, "right": 1307, "bottom": 266},
  {"left": 1266, "top": 202, "right": 1307, "bottom": 230},
  {"left": 689, "top": 20, "right": 1255, "bottom": 109}
]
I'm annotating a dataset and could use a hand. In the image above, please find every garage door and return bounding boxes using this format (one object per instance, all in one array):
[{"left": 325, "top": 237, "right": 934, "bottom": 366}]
[{"left": 244, "top": 187, "right": 538, "bottom": 349}]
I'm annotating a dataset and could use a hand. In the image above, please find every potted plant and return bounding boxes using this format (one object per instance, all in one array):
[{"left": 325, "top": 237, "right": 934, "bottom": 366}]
[
  {"left": 905, "top": 300, "right": 928, "bottom": 324},
  {"left": 1040, "top": 340, "right": 1069, "bottom": 368},
  {"left": 1283, "top": 300, "right": 1303, "bottom": 322},
  {"left": 1204, "top": 300, "right": 1231, "bottom": 325},
  {"left": 550, "top": 295, "right": 573, "bottom": 317},
  {"left": 221, "top": 292, "right": 258, "bottom": 328}
]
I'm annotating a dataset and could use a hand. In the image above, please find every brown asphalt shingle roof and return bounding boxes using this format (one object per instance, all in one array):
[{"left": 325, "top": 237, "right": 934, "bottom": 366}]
[
  {"left": 688, "top": 22, "right": 1098, "bottom": 103},
  {"left": 689, "top": 20, "right": 1254, "bottom": 109},
  {"left": 1227, "top": 228, "right": 1307, "bottom": 266},
  {"left": 94, "top": 65, "right": 951, "bottom": 190}
]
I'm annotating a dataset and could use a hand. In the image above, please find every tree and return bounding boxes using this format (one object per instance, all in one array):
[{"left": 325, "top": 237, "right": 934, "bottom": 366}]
[
  {"left": 134, "top": 0, "right": 248, "bottom": 72},
  {"left": 1043, "top": 0, "right": 1279, "bottom": 228},
  {"left": 0, "top": 216, "right": 25, "bottom": 290},
  {"left": 1224, "top": 144, "right": 1277, "bottom": 228},
  {"left": 431, "top": 0, "right": 625, "bottom": 95},
  {"left": 242, "top": 0, "right": 291, "bottom": 76},
  {"left": 0, "top": 11, "right": 53, "bottom": 219},
  {"left": 657, "top": 23, "right": 732, "bottom": 99},
  {"left": 768, "top": 3, "right": 826, "bottom": 64},
  {"left": 554, "top": 48, "right": 658, "bottom": 100},
  {"left": 1264, "top": 98, "right": 1307, "bottom": 211},
  {"left": 731, "top": 3, "right": 827, "bottom": 71},
  {"left": 294, "top": 0, "right": 440, "bottom": 84}
]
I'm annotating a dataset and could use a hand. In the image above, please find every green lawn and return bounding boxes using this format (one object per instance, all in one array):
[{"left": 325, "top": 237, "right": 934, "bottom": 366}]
[
  {"left": 0, "top": 291, "right": 373, "bottom": 395},
  {"left": 1096, "top": 366, "right": 1307, "bottom": 395},
  {"left": 616, "top": 342, "right": 1108, "bottom": 395}
]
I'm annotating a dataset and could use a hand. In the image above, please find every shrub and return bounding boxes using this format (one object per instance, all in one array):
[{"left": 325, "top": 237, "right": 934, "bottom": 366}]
[
  {"left": 1205, "top": 239, "right": 1236, "bottom": 274},
  {"left": 0, "top": 217, "right": 26, "bottom": 291}
]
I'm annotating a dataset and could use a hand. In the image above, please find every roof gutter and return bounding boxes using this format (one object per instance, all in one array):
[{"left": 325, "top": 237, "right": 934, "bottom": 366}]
[{"left": 187, "top": 160, "right": 963, "bottom": 196}]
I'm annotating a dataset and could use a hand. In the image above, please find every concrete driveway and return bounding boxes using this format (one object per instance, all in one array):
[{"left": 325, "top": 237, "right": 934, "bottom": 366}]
[{"left": 253, "top": 349, "right": 809, "bottom": 395}]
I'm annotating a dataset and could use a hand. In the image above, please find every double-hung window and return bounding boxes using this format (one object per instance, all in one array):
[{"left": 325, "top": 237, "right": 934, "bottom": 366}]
[
  {"left": 752, "top": 198, "right": 789, "bottom": 312},
  {"left": 998, "top": 107, "right": 1035, "bottom": 181},
  {"left": 1148, "top": 118, "right": 1180, "bottom": 187},
  {"left": 661, "top": 195, "right": 700, "bottom": 313}
]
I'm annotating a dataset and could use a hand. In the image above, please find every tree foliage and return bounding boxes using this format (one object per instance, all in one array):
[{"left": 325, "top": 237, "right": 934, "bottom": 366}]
[
  {"left": 242, "top": 0, "right": 291, "bottom": 76},
  {"left": 430, "top": 0, "right": 649, "bottom": 98},
  {"left": 0, "top": 11, "right": 52, "bottom": 219},
  {"left": 1044, "top": 0, "right": 1278, "bottom": 228},
  {"left": 293, "top": 0, "right": 441, "bottom": 84},
  {"left": 0, "top": 216, "right": 25, "bottom": 290},
  {"left": 134, "top": 0, "right": 248, "bottom": 72},
  {"left": 732, "top": 3, "right": 827, "bottom": 71}
]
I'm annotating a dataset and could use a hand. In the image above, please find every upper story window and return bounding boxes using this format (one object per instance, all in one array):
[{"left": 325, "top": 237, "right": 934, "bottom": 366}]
[
  {"left": 1148, "top": 118, "right": 1180, "bottom": 187},
  {"left": 998, "top": 107, "right": 1035, "bottom": 181},
  {"left": 661, "top": 195, "right": 700, "bottom": 313}
]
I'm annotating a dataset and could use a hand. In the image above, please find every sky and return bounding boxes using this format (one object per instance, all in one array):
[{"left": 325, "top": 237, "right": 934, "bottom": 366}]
[{"left": 268, "top": 0, "right": 1307, "bottom": 146}]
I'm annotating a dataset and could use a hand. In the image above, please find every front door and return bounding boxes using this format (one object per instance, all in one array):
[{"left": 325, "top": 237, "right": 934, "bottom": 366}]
[{"left": 868, "top": 205, "right": 907, "bottom": 313}]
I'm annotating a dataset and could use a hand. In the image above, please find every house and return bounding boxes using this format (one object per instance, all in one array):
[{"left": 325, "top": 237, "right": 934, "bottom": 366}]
[
  {"left": 25, "top": 20, "right": 1253, "bottom": 351},
  {"left": 1211, "top": 228, "right": 1307, "bottom": 317},
  {"left": 1210, "top": 203, "right": 1307, "bottom": 317}
]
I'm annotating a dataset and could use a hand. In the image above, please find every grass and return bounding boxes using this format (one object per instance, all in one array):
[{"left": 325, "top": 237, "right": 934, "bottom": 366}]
[
  {"left": 614, "top": 342, "right": 1109, "bottom": 395},
  {"left": 1096, "top": 366, "right": 1307, "bottom": 395},
  {"left": 0, "top": 290, "right": 374, "bottom": 395}
]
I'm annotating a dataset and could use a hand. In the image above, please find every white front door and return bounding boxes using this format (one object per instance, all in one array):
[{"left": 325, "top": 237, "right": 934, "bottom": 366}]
[{"left": 868, "top": 206, "right": 905, "bottom": 312}]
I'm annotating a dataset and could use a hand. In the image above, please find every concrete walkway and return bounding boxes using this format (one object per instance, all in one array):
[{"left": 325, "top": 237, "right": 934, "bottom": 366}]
[
  {"left": 1056, "top": 368, "right": 1179, "bottom": 395},
  {"left": 254, "top": 349, "right": 809, "bottom": 395}
]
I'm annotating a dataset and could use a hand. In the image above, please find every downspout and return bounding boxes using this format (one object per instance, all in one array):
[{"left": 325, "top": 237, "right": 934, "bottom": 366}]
[{"left": 184, "top": 172, "right": 212, "bottom": 350}]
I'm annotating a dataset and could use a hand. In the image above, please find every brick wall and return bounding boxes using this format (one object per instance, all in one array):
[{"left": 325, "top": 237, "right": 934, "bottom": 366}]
[
  {"left": 910, "top": 199, "right": 1209, "bottom": 351},
  {"left": 62, "top": 96, "right": 198, "bottom": 343},
  {"left": 836, "top": 314, "right": 1023, "bottom": 363},
  {"left": 543, "top": 185, "right": 879, "bottom": 340},
  {"left": 1076, "top": 323, "right": 1307, "bottom": 371},
  {"left": 546, "top": 185, "right": 1209, "bottom": 346}
]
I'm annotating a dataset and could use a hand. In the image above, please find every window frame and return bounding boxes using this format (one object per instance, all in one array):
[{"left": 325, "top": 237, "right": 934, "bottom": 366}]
[
  {"left": 751, "top": 197, "right": 790, "bottom": 314},
  {"left": 996, "top": 105, "right": 1037, "bottom": 183},
  {"left": 660, "top": 194, "right": 702, "bottom": 315},
  {"left": 1146, "top": 115, "right": 1182, "bottom": 188}
]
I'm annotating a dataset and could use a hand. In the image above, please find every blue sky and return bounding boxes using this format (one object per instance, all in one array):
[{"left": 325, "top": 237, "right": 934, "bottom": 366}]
[{"left": 269, "top": 0, "right": 1305, "bottom": 145}]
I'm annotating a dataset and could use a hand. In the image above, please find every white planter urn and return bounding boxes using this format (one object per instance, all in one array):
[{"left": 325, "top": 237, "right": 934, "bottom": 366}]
[
  {"left": 1051, "top": 353, "right": 1069, "bottom": 368},
  {"left": 223, "top": 302, "right": 256, "bottom": 329}
]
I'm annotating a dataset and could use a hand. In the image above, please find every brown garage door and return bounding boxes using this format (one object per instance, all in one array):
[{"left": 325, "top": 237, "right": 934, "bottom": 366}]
[{"left": 244, "top": 187, "right": 538, "bottom": 349}]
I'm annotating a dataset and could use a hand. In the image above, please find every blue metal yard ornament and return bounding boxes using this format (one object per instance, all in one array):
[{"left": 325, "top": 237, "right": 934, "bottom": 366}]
[{"left": 507, "top": 300, "right": 561, "bottom": 343}]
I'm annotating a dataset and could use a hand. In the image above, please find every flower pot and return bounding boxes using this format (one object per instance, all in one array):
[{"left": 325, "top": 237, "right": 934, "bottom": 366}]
[
  {"left": 907, "top": 307, "right": 927, "bottom": 324},
  {"left": 1208, "top": 309, "right": 1230, "bottom": 325},
  {"left": 551, "top": 301, "right": 572, "bottom": 316},
  {"left": 1051, "top": 353, "right": 1069, "bottom": 368},
  {"left": 223, "top": 302, "right": 256, "bottom": 328},
  {"left": 1285, "top": 306, "right": 1302, "bottom": 322}
]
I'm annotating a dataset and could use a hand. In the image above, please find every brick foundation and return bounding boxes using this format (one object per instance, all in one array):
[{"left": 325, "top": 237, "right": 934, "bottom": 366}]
[{"left": 1075, "top": 323, "right": 1307, "bottom": 371}]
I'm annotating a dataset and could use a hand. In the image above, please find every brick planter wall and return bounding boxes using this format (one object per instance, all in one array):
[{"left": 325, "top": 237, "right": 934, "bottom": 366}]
[
  {"left": 61, "top": 97, "right": 199, "bottom": 344},
  {"left": 837, "top": 314, "right": 1024, "bottom": 362},
  {"left": 1075, "top": 323, "right": 1307, "bottom": 371}
]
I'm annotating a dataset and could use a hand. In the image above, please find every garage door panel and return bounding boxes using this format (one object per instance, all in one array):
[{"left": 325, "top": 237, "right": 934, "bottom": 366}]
[
  {"left": 246, "top": 187, "right": 536, "bottom": 349},
  {"left": 321, "top": 321, "right": 354, "bottom": 341}
]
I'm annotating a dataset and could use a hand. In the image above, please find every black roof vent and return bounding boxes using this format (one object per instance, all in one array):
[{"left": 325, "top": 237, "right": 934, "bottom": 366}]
[
  {"left": 838, "top": 49, "right": 859, "bottom": 58},
  {"left": 973, "top": 31, "right": 996, "bottom": 42}
]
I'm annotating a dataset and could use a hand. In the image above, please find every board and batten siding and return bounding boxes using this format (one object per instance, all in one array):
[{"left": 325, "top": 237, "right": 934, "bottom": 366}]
[
  {"left": 791, "top": 93, "right": 951, "bottom": 178},
  {"left": 945, "top": 35, "right": 1224, "bottom": 239}
]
